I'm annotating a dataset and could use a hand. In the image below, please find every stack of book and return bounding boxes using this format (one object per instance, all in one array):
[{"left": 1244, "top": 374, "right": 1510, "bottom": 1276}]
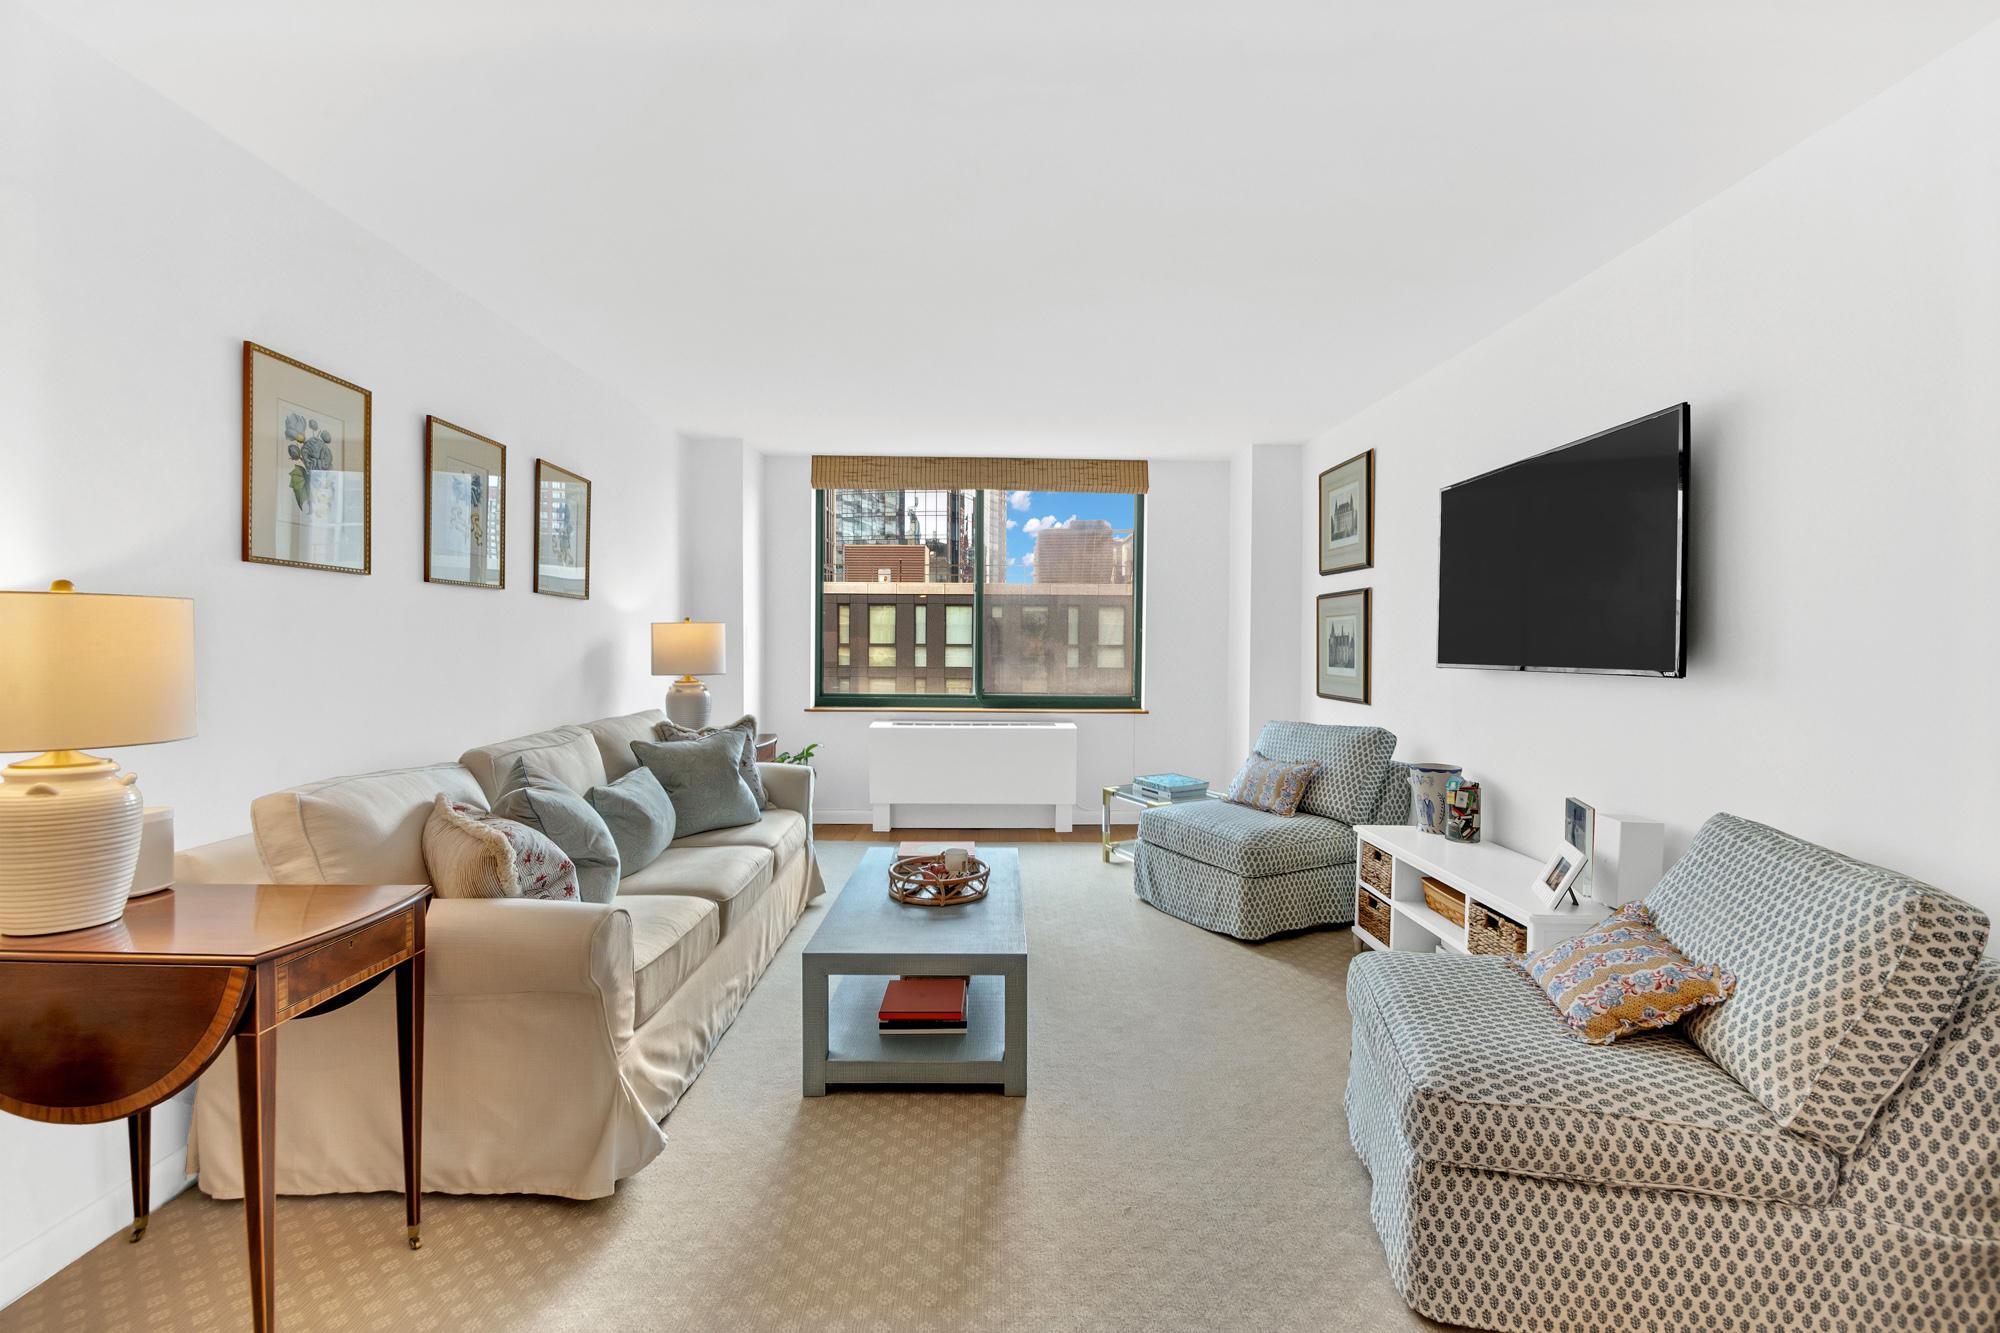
[
  {"left": 878, "top": 976, "right": 968, "bottom": 1035},
  {"left": 1134, "top": 773, "right": 1208, "bottom": 802}
]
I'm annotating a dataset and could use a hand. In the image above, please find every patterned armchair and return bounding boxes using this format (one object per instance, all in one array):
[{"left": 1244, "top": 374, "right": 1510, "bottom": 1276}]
[
  {"left": 1346, "top": 813, "right": 1996, "bottom": 1332},
  {"left": 1131, "top": 721, "right": 1408, "bottom": 940}
]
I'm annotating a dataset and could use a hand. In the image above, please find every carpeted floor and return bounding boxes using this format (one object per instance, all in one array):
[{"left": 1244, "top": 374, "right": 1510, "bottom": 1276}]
[{"left": 2, "top": 843, "right": 1444, "bottom": 1333}]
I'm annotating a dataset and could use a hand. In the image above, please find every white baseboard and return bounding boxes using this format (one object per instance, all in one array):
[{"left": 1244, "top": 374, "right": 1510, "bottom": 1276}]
[
  {"left": 0, "top": 1150, "right": 195, "bottom": 1309},
  {"left": 816, "top": 806, "right": 1136, "bottom": 829}
]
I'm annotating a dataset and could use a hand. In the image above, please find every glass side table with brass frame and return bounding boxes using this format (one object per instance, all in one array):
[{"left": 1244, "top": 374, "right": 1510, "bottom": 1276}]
[{"left": 1101, "top": 784, "right": 1224, "bottom": 863}]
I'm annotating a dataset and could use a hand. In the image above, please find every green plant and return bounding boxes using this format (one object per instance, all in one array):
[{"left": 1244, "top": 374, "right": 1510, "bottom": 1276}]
[{"left": 774, "top": 743, "right": 819, "bottom": 765}]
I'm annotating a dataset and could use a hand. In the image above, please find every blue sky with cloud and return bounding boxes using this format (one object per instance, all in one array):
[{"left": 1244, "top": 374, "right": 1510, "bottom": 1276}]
[{"left": 1001, "top": 490, "right": 1136, "bottom": 583}]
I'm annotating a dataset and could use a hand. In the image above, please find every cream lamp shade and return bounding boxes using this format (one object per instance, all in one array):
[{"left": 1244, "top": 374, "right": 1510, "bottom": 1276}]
[
  {"left": 651, "top": 620, "right": 727, "bottom": 678},
  {"left": 651, "top": 618, "right": 725, "bottom": 730},
  {"left": 0, "top": 585, "right": 197, "bottom": 753},
  {"left": 0, "top": 582, "right": 196, "bottom": 936}
]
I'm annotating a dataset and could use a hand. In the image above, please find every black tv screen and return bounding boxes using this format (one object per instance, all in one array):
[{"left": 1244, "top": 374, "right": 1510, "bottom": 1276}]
[{"left": 1438, "top": 404, "right": 1688, "bottom": 677}]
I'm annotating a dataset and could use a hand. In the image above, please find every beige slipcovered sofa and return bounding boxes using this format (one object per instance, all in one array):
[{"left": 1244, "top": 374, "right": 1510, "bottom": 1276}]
[{"left": 174, "top": 709, "right": 823, "bottom": 1201}]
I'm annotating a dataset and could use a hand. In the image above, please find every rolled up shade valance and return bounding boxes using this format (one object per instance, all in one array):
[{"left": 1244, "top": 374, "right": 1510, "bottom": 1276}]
[{"left": 810, "top": 456, "right": 1148, "bottom": 494}]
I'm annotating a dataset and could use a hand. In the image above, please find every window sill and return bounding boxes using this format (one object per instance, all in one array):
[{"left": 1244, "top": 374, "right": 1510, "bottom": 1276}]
[{"left": 806, "top": 706, "right": 1148, "bottom": 714}]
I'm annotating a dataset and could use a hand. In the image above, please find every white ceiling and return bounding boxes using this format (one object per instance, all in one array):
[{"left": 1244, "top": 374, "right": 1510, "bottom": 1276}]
[{"left": 30, "top": 1, "right": 2000, "bottom": 457}]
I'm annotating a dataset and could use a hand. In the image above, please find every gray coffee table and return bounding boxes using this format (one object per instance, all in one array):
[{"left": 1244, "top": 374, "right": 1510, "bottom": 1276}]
[{"left": 802, "top": 846, "right": 1027, "bottom": 1097}]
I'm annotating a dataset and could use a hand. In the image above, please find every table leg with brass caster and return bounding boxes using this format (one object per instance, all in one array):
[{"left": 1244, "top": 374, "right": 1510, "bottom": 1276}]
[{"left": 126, "top": 1109, "right": 150, "bottom": 1242}]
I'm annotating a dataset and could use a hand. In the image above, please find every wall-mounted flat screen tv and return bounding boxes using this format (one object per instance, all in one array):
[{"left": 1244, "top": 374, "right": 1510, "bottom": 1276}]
[{"left": 1438, "top": 403, "right": 1688, "bottom": 677}]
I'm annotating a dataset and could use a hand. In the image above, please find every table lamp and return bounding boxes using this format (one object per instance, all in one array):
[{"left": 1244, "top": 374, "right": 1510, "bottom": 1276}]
[
  {"left": 0, "top": 582, "right": 196, "bottom": 936},
  {"left": 651, "top": 619, "right": 726, "bottom": 729}
]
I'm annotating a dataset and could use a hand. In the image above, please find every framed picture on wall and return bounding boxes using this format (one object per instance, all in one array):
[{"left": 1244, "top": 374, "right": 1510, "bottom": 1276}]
[
  {"left": 1316, "top": 588, "right": 1372, "bottom": 704},
  {"left": 534, "top": 459, "right": 590, "bottom": 599},
  {"left": 425, "top": 417, "right": 506, "bottom": 589},
  {"left": 242, "top": 342, "right": 371, "bottom": 574},
  {"left": 1318, "top": 448, "right": 1374, "bottom": 576}
]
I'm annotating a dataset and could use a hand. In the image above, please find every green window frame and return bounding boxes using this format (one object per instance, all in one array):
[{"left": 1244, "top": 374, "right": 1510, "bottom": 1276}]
[{"left": 815, "top": 488, "right": 1144, "bottom": 710}]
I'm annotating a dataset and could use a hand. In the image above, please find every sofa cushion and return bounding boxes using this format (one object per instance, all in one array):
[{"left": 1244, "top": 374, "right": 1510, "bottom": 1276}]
[
  {"left": 1139, "top": 800, "right": 1355, "bottom": 878},
  {"left": 1252, "top": 721, "right": 1397, "bottom": 823},
  {"left": 581, "top": 709, "right": 667, "bottom": 783},
  {"left": 460, "top": 725, "right": 607, "bottom": 803},
  {"left": 495, "top": 757, "right": 621, "bottom": 904},
  {"left": 1347, "top": 949, "right": 1842, "bottom": 1206},
  {"left": 669, "top": 808, "right": 808, "bottom": 868},
  {"left": 655, "top": 713, "right": 770, "bottom": 808},
  {"left": 1646, "top": 813, "right": 1991, "bottom": 1156},
  {"left": 422, "top": 797, "right": 581, "bottom": 902},
  {"left": 631, "top": 736, "right": 761, "bottom": 837},
  {"left": 616, "top": 844, "right": 774, "bottom": 936},
  {"left": 587, "top": 765, "right": 676, "bottom": 871},
  {"left": 252, "top": 763, "right": 485, "bottom": 885},
  {"left": 1518, "top": 902, "right": 1736, "bottom": 1045},
  {"left": 623, "top": 894, "right": 721, "bottom": 1027}
]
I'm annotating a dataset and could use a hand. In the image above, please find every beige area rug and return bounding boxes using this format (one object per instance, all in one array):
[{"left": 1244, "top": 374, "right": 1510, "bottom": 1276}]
[{"left": 2, "top": 844, "right": 1447, "bottom": 1333}]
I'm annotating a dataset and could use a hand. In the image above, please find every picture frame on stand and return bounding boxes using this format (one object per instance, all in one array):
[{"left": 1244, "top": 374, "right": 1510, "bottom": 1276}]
[
  {"left": 242, "top": 342, "right": 371, "bottom": 574},
  {"left": 1318, "top": 448, "right": 1374, "bottom": 576},
  {"left": 1315, "top": 588, "right": 1372, "bottom": 704}
]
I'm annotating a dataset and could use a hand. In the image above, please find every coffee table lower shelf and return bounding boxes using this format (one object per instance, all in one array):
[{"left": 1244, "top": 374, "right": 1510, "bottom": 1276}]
[{"left": 805, "top": 968, "right": 1026, "bottom": 1096}]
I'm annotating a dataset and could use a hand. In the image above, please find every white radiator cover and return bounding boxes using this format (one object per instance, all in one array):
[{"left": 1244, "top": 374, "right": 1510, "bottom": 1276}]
[{"left": 868, "top": 721, "right": 1079, "bottom": 830}]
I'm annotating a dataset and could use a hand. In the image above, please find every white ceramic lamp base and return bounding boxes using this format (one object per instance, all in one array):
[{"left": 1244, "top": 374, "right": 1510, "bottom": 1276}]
[
  {"left": 666, "top": 678, "right": 713, "bottom": 730},
  {"left": 0, "top": 757, "right": 144, "bottom": 936}
]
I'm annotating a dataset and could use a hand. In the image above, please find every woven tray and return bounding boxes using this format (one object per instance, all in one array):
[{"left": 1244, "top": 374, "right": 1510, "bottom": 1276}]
[
  {"left": 888, "top": 854, "right": 990, "bottom": 907},
  {"left": 1420, "top": 876, "right": 1466, "bottom": 928}
]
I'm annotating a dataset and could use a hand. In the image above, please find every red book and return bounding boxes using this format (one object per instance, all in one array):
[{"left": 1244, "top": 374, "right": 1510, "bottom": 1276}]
[{"left": 879, "top": 976, "right": 968, "bottom": 1021}]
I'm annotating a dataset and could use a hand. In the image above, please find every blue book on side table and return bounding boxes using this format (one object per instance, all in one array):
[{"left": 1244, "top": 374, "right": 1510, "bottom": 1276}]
[{"left": 1134, "top": 773, "right": 1209, "bottom": 802}]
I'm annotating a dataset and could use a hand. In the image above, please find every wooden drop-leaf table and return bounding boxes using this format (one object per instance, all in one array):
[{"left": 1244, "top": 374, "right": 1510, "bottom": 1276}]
[{"left": 0, "top": 882, "right": 431, "bottom": 1333}]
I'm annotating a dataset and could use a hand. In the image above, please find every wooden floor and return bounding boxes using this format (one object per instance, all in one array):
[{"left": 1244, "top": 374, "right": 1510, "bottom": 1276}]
[{"left": 814, "top": 824, "right": 1123, "bottom": 843}]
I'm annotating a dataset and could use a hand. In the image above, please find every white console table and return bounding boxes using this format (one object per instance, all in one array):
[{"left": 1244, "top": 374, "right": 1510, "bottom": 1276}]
[{"left": 1351, "top": 825, "right": 1609, "bottom": 956}]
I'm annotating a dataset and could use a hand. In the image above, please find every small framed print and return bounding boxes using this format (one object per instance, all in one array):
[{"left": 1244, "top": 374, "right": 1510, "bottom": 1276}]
[
  {"left": 1564, "top": 797, "right": 1596, "bottom": 900},
  {"left": 1316, "top": 588, "right": 1372, "bottom": 704},
  {"left": 425, "top": 417, "right": 506, "bottom": 589},
  {"left": 1533, "top": 846, "right": 1588, "bottom": 909},
  {"left": 1319, "top": 448, "right": 1374, "bottom": 576},
  {"left": 243, "top": 342, "right": 370, "bottom": 574},
  {"left": 534, "top": 459, "right": 590, "bottom": 599}
]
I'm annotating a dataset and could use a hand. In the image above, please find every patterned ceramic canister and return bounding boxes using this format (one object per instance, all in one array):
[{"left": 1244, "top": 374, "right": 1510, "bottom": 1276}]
[
  {"left": 1445, "top": 778, "right": 1481, "bottom": 843},
  {"left": 1407, "top": 763, "right": 1462, "bottom": 835}
]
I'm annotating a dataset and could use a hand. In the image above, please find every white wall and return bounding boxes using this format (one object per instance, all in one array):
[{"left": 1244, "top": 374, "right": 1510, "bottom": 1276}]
[
  {"left": 1300, "top": 20, "right": 2000, "bottom": 938},
  {"left": 760, "top": 457, "right": 1235, "bottom": 826},
  {"left": 676, "top": 435, "right": 764, "bottom": 724},
  {"left": 0, "top": 2, "right": 680, "bottom": 1304},
  {"left": 1226, "top": 443, "right": 1304, "bottom": 760}
]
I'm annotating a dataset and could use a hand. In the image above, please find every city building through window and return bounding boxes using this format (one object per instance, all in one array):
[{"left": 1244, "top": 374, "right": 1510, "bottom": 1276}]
[{"left": 816, "top": 487, "right": 1142, "bottom": 707}]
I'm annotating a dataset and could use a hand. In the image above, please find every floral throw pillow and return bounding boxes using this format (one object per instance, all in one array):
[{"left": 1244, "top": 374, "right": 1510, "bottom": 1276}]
[
  {"left": 421, "top": 795, "right": 581, "bottom": 902},
  {"left": 1223, "top": 752, "right": 1323, "bottom": 817},
  {"left": 1516, "top": 902, "right": 1735, "bottom": 1044}
]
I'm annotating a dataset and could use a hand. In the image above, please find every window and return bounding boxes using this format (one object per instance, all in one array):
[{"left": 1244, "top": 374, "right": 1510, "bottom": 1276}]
[{"left": 817, "top": 486, "right": 1142, "bottom": 708}]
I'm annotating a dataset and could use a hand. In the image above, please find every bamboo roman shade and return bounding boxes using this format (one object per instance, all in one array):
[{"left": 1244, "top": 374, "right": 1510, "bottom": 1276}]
[{"left": 810, "top": 456, "right": 1148, "bottom": 494}]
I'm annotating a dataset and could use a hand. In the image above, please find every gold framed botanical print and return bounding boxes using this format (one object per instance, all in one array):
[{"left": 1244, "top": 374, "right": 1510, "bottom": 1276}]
[
  {"left": 425, "top": 417, "right": 506, "bottom": 589},
  {"left": 534, "top": 459, "right": 590, "bottom": 599},
  {"left": 1316, "top": 587, "right": 1372, "bottom": 704},
  {"left": 242, "top": 342, "right": 371, "bottom": 574}
]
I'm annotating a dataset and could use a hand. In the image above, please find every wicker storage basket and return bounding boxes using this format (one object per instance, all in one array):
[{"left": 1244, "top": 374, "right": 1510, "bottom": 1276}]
[
  {"left": 1359, "top": 842, "right": 1393, "bottom": 896},
  {"left": 1357, "top": 885, "right": 1392, "bottom": 943},
  {"left": 1420, "top": 877, "right": 1466, "bottom": 928},
  {"left": 1467, "top": 904, "right": 1528, "bottom": 957}
]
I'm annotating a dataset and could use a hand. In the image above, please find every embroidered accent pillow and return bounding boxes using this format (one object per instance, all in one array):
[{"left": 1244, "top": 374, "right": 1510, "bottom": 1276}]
[
  {"left": 421, "top": 795, "right": 581, "bottom": 902},
  {"left": 1223, "top": 752, "right": 1322, "bottom": 817},
  {"left": 654, "top": 713, "right": 770, "bottom": 808},
  {"left": 1516, "top": 902, "right": 1735, "bottom": 1044}
]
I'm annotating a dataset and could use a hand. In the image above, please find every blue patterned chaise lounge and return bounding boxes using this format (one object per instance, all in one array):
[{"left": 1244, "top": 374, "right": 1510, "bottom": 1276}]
[
  {"left": 1346, "top": 812, "right": 1995, "bottom": 1333},
  {"left": 1131, "top": 721, "right": 1408, "bottom": 940}
]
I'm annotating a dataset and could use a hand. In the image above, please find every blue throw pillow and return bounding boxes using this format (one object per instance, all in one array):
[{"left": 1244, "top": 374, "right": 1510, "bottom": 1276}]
[
  {"left": 631, "top": 734, "right": 761, "bottom": 837},
  {"left": 493, "top": 757, "right": 621, "bottom": 904},
  {"left": 586, "top": 763, "right": 676, "bottom": 871}
]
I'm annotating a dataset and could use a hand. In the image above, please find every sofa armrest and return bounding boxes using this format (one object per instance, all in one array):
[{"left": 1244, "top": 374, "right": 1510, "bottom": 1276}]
[
  {"left": 758, "top": 762, "right": 815, "bottom": 821},
  {"left": 174, "top": 834, "right": 269, "bottom": 884},
  {"left": 425, "top": 898, "right": 636, "bottom": 1049}
]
